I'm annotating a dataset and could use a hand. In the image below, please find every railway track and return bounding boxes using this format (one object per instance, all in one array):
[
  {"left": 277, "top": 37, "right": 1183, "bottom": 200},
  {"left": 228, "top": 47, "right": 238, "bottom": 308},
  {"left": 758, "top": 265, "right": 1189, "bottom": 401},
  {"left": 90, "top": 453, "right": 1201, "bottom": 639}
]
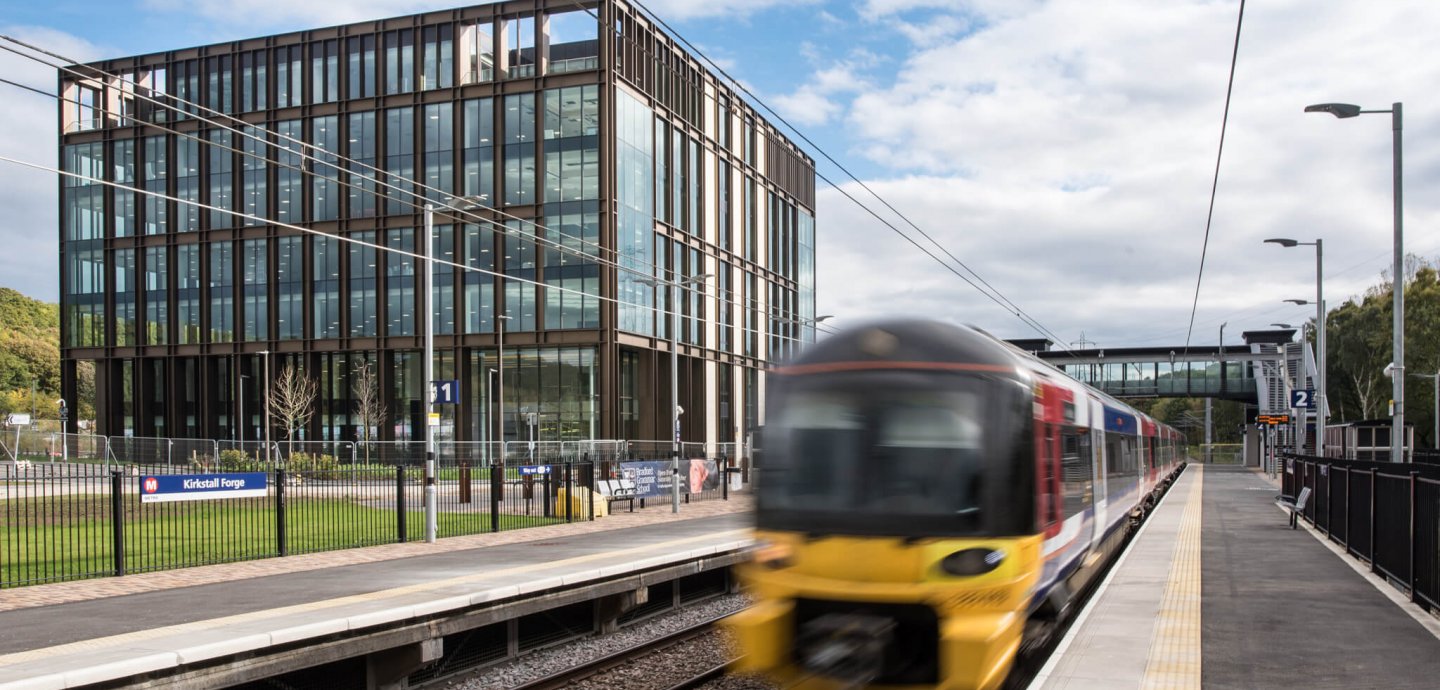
[{"left": 509, "top": 612, "right": 734, "bottom": 690}]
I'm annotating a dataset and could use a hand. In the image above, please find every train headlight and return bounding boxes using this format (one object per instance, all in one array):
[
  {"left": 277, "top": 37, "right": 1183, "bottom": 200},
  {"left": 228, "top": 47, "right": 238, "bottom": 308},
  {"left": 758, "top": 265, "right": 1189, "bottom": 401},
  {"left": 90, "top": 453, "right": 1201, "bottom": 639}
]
[
  {"left": 753, "top": 539, "right": 794, "bottom": 569},
  {"left": 939, "top": 547, "right": 1005, "bottom": 576}
]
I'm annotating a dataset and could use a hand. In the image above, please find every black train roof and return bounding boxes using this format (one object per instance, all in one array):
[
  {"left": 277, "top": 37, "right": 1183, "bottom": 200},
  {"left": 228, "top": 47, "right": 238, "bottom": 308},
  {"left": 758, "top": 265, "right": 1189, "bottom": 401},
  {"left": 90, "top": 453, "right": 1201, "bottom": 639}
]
[{"left": 786, "top": 319, "right": 1024, "bottom": 372}]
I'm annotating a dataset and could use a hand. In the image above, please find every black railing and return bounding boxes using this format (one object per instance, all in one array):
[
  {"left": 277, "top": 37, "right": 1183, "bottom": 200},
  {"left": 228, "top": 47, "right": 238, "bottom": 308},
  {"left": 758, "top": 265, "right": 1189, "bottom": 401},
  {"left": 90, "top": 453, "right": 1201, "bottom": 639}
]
[
  {"left": 1283, "top": 454, "right": 1440, "bottom": 612},
  {"left": 1, "top": 460, "right": 620, "bottom": 588}
]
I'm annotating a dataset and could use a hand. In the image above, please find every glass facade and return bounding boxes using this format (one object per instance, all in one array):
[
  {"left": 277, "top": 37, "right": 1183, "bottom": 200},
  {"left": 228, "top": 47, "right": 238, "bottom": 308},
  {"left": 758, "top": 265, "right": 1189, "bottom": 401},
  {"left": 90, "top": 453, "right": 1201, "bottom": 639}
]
[{"left": 58, "top": 0, "right": 815, "bottom": 448}]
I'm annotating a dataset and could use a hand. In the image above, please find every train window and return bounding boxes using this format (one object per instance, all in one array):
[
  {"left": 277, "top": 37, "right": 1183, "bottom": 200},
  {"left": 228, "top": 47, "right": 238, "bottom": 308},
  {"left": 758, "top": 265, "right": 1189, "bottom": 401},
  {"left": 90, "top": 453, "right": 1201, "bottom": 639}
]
[
  {"left": 1061, "top": 429, "right": 1093, "bottom": 517},
  {"left": 756, "top": 380, "right": 1028, "bottom": 537}
]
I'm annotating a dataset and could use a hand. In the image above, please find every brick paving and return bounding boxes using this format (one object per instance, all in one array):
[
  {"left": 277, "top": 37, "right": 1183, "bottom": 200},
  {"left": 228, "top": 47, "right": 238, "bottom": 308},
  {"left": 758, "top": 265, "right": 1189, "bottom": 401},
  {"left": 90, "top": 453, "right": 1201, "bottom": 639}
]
[{"left": 0, "top": 493, "right": 752, "bottom": 613}]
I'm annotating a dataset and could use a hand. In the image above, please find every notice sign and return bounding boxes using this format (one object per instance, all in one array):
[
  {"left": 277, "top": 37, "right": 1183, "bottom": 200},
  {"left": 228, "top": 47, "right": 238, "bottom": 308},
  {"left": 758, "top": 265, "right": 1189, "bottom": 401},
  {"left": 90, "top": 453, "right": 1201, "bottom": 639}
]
[{"left": 140, "top": 473, "right": 268, "bottom": 503}]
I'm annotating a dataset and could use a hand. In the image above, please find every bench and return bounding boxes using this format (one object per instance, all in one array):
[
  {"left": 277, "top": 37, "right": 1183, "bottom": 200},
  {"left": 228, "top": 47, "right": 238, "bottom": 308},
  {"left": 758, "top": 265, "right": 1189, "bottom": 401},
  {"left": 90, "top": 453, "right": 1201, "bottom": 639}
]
[
  {"left": 596, "top": 479, "right": 638, "bottom": 512},
  {"left": 1276, "top": 486, "right": 1312, "bottom": 529}
]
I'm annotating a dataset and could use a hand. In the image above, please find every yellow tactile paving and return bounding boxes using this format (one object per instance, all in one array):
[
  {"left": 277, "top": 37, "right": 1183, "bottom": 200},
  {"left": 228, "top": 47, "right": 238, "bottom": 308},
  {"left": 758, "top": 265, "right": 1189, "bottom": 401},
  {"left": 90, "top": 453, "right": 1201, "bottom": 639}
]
[{"left": 1141, "top": 465, "right": 1203, "bottom": 690}]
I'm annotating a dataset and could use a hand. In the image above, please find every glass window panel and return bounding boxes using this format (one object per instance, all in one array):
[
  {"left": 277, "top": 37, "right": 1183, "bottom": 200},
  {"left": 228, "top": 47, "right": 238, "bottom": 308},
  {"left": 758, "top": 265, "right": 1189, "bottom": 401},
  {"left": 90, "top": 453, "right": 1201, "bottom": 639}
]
[
  {"left": 347, "top": 111, "right": 378, "bottom": 217},
  {"left": 176, "top": 244, "right": 201, "bottom": 344},
  {"left": 462, "top": 98, "right": 494, "bottom": 206},
  {"left": 386, "top": 107, "right": 415, "bottom": 215},
  {"left": 114, "top": 248, "right": 136, "bottom": 346},
  {"left": 209, "top": 242, "right": 234, "bottom": 342},
  {"left": 545, "top": 10, "right": 598, "bottom": 74},
  {"left": 242, "top": 239, "right": 268, "bottom": 341},
  {"left": 349, "top": 231, "right": 378, "bottom": 336},
  {"left": 314, "top": 234, "right": 341, "bottom": 338},
  {"left": 503, "top": 93, "right": 535, "bottom": 205},
  {"left": 313, "top": 115, "right": 340, "bottom": 221}
]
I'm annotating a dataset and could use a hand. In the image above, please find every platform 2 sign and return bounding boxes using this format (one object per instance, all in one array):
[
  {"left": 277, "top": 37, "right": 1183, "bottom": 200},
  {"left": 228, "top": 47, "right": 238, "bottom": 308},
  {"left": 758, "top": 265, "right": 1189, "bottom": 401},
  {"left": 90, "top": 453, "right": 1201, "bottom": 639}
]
[{"left": 139, "top": 473, "right": 269, "bottom": 503}]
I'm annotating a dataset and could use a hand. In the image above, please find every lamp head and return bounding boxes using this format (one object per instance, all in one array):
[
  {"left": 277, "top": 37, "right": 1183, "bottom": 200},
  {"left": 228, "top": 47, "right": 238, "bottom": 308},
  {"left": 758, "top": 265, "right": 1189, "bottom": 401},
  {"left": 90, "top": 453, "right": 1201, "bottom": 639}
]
[
  {"left": 1285, "top": 299, "right": 1310, "bottom": 306},
  {"left": 1271, "top": 323, "right": 1292, "bottom": 328},
  {"left": 1264, "top": 238, "right": 1299, "bottom": 247},
  {"left": 1305, "top": 103, "right": 1362, "bottom": 118}
]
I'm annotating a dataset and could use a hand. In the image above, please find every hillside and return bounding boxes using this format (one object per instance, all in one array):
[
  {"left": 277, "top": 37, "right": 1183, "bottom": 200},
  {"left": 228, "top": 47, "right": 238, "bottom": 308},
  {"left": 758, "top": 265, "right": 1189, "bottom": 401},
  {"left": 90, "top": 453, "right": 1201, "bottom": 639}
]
[{"left": 0, "top": 288, "right": 70, "bottom": 419}]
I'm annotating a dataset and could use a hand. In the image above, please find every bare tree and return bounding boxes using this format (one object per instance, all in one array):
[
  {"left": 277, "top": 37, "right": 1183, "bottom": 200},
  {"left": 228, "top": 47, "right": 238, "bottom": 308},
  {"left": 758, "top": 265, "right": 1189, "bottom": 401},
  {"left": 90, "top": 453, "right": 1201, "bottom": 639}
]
[
  {"left": 353, "top": 358, "right": 387, "bottom": 464},
  {"left": 267, "top": 362, "right": 318, "bottom": 458}
]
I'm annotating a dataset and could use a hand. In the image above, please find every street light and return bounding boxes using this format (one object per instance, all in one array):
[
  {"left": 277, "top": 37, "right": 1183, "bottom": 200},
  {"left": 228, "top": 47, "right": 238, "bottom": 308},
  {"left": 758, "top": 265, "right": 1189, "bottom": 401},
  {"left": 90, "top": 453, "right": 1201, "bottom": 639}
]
[
  {"left": 259, "top": 350, "right": 271, "bottom": 465},
  {"left": 238, "top": 372, "right": 251, "bottom": 446},
  {"left": 497, "top": 313, "right": 511, "bottom": 458},
  {"left": 640, "top": 271, "right": 712, "bottom": 513},
  {"left": 423, "top": 195, "right": 486, "bottom": 543},
  {"left": 1269, "top": 237, "right": 1326, "bottom": 457},
  {"left": 1306, "top": 101, "right": 1403, "bottom": 462},
  {"left": 1410, "top": 371, "right": 1438, "bottom": 451}
]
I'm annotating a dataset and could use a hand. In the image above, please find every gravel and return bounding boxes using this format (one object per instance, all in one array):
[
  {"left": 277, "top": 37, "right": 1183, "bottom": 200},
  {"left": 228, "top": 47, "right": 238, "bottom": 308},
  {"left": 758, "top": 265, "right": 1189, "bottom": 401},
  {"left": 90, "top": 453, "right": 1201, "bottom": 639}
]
[{"left": 432, "top": 593, "right": 778, "bottom": 690}]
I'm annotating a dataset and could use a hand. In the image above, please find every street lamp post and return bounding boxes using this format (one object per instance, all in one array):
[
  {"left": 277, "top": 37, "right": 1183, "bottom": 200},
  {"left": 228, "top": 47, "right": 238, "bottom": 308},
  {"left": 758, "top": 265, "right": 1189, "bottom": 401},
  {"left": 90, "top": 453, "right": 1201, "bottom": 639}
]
[
  {"left": 497, "top": 313, "right": 511, "bottom": 461},
  {"left": 259, "top": 350, "right": 271, "bottom": 465},
  {"left": 423, "top": 196, "right": 485, "bottom": 543},
  {"left": 239, "top": 372, "right": 250, "bottom": 446},
  {"left": 1306, "top": 101, "right": 1403, "bottom": 461},
  {"left": 1269, "top": 237, "right": 1326, "bottom": 457},
  {"left": 641, "top": 272, "right": 712, "bottom": 514}
]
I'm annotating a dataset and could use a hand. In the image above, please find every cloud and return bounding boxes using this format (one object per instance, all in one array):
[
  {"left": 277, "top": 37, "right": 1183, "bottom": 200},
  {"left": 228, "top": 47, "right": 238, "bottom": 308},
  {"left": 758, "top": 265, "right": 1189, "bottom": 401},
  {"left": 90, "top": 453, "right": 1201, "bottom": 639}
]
[
  {"left": 0, "top": 27, "right": 106, "bottom": 302},
  {"left": 810, "top": 0, "right": 1440, "bottom": 348}
]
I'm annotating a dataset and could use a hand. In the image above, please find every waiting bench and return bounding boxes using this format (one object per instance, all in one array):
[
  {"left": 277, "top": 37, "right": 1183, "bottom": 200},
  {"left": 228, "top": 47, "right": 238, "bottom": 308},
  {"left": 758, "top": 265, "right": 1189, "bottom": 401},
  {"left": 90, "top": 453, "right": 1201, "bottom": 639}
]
[
  {"left": 596, "top": 479, "right": 638, "bottom": 512},
  {"left": 1276, "top": 486, "right": 1312, "bottom": 530}
]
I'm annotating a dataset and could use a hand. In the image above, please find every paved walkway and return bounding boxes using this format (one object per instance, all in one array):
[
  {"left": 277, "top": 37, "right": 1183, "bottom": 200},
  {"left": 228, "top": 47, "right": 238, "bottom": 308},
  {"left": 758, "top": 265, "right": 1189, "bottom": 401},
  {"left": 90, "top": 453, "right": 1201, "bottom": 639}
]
[
  {"left": 1033, "top": 464, "right": 1440, "bottom": 689},
  {"left": 0, "top": 493, "right": 751, "bottom": 612}
]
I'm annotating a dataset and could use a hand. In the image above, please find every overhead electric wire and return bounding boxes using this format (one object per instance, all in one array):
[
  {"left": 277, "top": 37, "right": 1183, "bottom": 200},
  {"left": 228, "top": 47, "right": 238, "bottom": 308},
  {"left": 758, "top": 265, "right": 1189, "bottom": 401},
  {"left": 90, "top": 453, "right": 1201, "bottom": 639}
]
[
  {"left": 616, "top": 0, "right": 1077, "bottom": 351},
  {"left": 1181, "top": 0, "right": 1246, "bottom": 354}
]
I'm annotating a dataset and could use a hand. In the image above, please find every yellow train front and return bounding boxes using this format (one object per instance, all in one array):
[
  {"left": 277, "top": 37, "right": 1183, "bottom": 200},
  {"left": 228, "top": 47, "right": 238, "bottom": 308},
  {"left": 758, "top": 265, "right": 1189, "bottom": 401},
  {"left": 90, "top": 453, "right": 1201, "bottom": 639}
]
[{"left": 727, "top": 319, "right": 1118, "bottom": 690}]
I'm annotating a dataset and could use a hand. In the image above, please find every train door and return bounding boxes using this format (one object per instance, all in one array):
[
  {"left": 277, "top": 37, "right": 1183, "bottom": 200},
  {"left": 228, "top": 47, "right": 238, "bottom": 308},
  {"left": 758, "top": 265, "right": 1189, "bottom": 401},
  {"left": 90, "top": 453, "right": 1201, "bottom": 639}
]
[{"left": 1089, "top": 397, "right": 1107, "bottom": 547}]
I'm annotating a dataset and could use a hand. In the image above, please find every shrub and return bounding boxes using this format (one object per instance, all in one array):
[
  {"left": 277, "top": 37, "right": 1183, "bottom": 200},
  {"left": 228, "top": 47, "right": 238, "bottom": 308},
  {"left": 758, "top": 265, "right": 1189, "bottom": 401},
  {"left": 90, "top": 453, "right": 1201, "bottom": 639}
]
[
  {"left": 287, "top": 452, "right": 339, "bottom": 478},
  {"left": 218, "top": 449, "right": 261, "bottom": 472}
]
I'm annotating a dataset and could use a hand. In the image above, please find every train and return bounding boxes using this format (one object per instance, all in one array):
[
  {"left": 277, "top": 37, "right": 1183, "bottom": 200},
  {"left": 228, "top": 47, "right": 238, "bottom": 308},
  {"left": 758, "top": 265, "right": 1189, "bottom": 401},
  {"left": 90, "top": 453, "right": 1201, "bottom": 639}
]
[{"left": 725, "top": 319, "right": 1185, "bottom": 690}]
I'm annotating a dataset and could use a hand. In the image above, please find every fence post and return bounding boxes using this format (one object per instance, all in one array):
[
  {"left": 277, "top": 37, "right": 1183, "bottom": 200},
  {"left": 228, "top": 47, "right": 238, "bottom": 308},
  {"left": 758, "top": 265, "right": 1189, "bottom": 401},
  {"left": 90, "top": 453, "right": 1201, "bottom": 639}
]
[
  {"left": 276, "top": 468, "right": 288, "bottom": 557},
  {"left": 544, "top": 465, "right": 553, "bottom": 518},
  {"left": 564, "top": 461, "right": 572, "bottom": 523},
  {"left": 396, "top": 465, "right": 408, "bottom": 543},
  {"left": 110, "top": 470, "right": 125, "bottom": 577},
  {"left": 1370, "top": 469, "right": 1378, "bottom": 570},
  {"left": 585, "top": 453, "right": 595, "bottom": 521},
  {"left": 1411, "top": 470, "right": 1419, "bottom": 601},
  {"left": 490, "top": 463, "right": 501, "bottom": 533},
  {"left": 722, "top": 455, "right": 729, "bottom": 501}
]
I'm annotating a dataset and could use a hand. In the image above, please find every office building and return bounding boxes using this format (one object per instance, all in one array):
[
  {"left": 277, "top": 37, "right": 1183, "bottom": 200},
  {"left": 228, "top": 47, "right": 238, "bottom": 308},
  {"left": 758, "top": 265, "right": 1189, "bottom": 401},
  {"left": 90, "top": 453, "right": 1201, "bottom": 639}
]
[{"left": 57, "top": 0, "right": 817, "bottom": 449}]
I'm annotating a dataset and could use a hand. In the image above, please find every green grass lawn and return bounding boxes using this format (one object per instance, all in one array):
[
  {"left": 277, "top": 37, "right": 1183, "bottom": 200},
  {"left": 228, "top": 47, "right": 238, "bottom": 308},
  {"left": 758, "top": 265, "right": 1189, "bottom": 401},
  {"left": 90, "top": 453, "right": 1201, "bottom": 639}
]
[{"left": 1, "top": 495, "right": 564, "bottom": 588}]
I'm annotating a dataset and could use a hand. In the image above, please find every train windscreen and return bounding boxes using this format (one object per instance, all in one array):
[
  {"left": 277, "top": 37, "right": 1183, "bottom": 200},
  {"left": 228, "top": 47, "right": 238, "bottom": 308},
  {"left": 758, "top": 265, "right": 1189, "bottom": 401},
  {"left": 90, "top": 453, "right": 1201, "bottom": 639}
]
[{"left": 757, "top": 373, "right": 1033, "bottom": 537}]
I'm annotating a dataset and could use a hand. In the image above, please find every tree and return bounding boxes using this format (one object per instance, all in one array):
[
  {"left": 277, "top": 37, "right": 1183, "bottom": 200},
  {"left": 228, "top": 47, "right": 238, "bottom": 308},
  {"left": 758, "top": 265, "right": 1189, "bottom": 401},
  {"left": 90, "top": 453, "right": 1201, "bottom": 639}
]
[
  {"left": 1318, "top": 257, "right": 1440, "bottom": 448},
  {"left": 267, "top": 362, "right": 318, "bottom": 457},
  {"left": 353, "top": 357, "right": 386, "bottom": 464}
]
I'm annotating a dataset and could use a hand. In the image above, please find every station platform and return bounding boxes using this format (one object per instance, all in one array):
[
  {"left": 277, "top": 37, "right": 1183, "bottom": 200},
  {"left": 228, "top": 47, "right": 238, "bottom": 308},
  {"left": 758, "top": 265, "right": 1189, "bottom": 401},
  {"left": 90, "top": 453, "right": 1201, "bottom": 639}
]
[
  {"left": 1030, "top": 464, "right": 1440, "bottom": 689},
  {"left": 0, "top": 498, "right": 752, "bottom": 689}
]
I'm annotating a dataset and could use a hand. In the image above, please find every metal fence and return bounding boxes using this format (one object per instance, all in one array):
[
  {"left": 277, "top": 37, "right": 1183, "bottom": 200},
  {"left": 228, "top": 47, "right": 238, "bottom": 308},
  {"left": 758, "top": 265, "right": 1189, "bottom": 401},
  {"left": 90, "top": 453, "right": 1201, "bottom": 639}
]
[
  {"left": 1283, "top": 454, "right": 1440, "bottom": 612},
  {"left": 2, "top": 437, "right": 749, "bottom": 589}
]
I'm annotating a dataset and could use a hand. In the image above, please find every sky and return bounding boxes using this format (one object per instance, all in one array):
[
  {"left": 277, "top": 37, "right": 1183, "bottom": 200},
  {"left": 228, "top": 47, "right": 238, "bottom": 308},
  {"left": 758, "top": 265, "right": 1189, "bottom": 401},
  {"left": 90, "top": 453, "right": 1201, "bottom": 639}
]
[{"left": 2, "top": 0, "right": 1439, "bottom": 351}]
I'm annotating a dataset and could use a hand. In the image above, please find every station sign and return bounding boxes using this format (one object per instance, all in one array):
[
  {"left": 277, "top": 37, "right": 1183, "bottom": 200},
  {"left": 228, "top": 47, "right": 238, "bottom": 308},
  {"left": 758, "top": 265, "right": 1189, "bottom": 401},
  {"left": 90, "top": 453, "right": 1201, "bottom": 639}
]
[
  {"left": 430, "top": 380, "right": 460, "bottom": 404},
  {"left": 1257, "top": 414, "right": 1291, "bottom": 426},
  {"left": 1291, "top": 389, "right": 1316, "bottom": 409},
  {"left": 140, "top": 473, "right": 268, "bottom": 503},
  {"left": 518, "top": 465, "right": 551, "bottom": 475}
]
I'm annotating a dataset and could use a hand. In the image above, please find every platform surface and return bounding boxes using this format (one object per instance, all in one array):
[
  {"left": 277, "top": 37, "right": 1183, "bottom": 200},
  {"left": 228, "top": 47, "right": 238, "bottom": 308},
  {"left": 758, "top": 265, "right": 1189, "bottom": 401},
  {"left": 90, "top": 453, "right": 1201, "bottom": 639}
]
[
  {"left": 0, "top": 497, "right": 751, "bottom": 689},
  {"left": 1032, "top": 464, "right": 1440, "bottom": 689}
]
